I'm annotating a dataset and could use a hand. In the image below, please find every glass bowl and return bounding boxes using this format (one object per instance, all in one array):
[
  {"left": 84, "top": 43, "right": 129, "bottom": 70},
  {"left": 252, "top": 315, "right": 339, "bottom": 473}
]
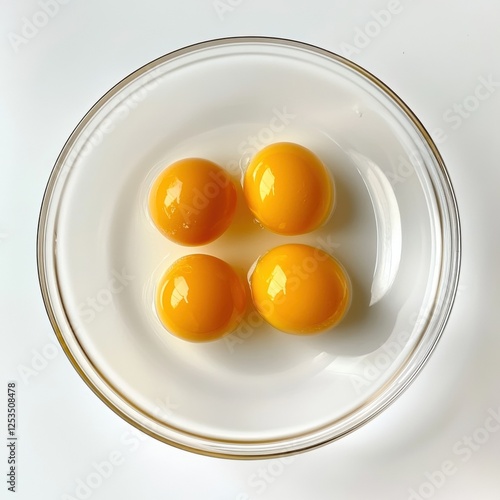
[{"left": 37, "top": 37, "right": 461, "bottom": 458}]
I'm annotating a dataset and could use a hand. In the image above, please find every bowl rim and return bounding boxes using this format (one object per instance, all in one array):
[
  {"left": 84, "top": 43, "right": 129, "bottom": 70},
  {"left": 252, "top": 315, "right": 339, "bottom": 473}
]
[{"left": 37, "top": 36, "right": 462, "bottom": 459}]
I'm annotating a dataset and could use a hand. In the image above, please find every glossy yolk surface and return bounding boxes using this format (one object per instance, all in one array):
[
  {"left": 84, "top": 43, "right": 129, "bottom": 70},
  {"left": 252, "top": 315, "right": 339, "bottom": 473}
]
[
  {"left": 243, "top": 142, "right": 333, "bottom": 235},
  {"left": 149, "top": 158, "right": 237, "bottom": 246},
  {"left": 250, "top": 244, "right": 351, "bottom": 334},
  {"left": 156, "top": 254, "right": 247, "bottom": 342}
]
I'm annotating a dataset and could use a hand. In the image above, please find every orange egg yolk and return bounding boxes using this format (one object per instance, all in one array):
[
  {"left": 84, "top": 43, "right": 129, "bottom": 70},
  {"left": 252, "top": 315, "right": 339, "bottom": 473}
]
[
  {"left": 155, "top": 254, "right": 247, "bottom": 342},
  {"left": 243, "top": 142, "right": 333, "bottom": 235},
  {"left": 249, "top": 244, "right": 351, "bottom": 334},
  {"left": 149, "top": 158, "right": 237, "bottom": 246}
]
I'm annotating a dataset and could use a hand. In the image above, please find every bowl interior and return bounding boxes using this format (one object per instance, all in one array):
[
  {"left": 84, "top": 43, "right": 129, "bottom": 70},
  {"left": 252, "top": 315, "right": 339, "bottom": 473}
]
[{"left": 38, "top": 38, "right": 460, "bottom": 457}]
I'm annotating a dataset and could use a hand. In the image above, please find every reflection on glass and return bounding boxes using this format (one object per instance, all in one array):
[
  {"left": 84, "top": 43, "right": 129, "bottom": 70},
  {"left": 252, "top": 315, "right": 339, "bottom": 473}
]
[{"left": 348, "top": 150, "right": 402, "bottom": 306}]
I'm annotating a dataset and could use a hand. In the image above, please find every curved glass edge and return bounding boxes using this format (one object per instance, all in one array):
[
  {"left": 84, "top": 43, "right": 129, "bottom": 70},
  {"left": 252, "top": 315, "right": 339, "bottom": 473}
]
[{"left": 36, "top": 36, "right": 462, "bottom": 459}]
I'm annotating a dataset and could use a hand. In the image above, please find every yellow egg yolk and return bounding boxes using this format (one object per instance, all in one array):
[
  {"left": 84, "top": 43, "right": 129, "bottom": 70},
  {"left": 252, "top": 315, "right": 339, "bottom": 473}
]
[
  {"left": 243, "top": 142, "right": 333, "bottom": 235},
  {"left": 155, "top": 254, "right": 247, "bottom": 342},
  {"left": 149, "top": 158, "right": 237, "bottom": 246},
  {"left": 249, "top": 244, "right": 351, "bottom": 334}
]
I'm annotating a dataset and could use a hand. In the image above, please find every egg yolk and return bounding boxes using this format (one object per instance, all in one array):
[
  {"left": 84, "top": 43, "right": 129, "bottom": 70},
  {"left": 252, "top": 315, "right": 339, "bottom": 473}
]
[
  {"left": 243, "top": 142, "right": 333, "bottom": 235},
  {"left": 155, "top": 254, "right": 247, "bottom": 342},
  {"left": 249, "top": 244, "right": 351, "bottom": 334},
  {"left": 149, "top": 158, "right": 237, "bottom": 246}
]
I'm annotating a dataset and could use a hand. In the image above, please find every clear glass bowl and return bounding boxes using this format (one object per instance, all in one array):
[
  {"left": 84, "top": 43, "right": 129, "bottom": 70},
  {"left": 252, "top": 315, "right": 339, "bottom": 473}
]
[{"left": 37, "top": 37, "right": 461, "bottom": 458}]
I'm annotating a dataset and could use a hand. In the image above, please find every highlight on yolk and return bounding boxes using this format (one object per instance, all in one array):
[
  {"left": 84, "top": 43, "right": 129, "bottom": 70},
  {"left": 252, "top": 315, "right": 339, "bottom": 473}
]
[
  {"left": 149, "top": 158, "right": 237, "bottom": 246},
  {"left": 249, "top": 244, "right": 351, "bottom": 334},
  {"left": 243, "top": 142, "right": 334, "bottom": 235},
  {"left": 155, "top": 254, "right": 247, "bottom": 342}
]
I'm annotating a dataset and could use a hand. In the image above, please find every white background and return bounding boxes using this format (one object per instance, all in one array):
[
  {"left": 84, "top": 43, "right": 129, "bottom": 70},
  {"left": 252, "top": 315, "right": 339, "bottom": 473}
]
[{"left": 1, "top": 0, "right": 500, "bottom": 499}]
